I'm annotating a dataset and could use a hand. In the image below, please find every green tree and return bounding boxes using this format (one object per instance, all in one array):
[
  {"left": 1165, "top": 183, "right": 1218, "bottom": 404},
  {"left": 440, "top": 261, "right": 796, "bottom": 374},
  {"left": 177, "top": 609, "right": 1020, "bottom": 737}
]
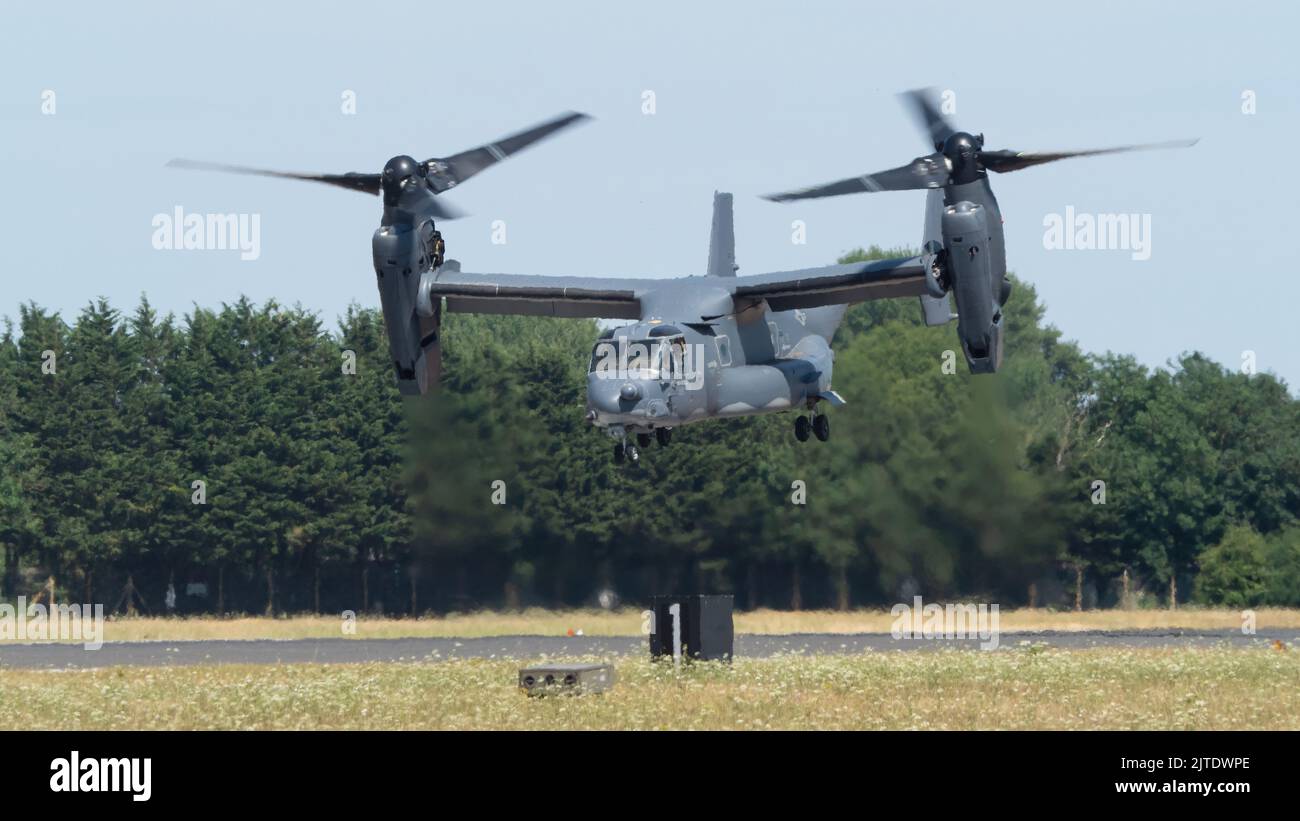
[{"left": 1194, "top": 524, "right": 1269, "bottom": 607}]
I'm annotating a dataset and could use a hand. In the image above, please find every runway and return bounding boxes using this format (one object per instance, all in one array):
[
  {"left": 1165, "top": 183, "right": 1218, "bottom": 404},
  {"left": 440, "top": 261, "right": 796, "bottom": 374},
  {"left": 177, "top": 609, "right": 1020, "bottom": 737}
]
[{"left": 1, "top": 629, "right": 1295, "bottom": 669}]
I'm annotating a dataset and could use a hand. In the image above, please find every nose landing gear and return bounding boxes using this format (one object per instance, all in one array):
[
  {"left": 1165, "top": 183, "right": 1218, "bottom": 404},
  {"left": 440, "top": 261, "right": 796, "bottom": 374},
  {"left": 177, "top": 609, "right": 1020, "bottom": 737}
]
[
  {"left": 611, "top": 427, "right": 673, "bottom": 464},
  {"left": 613, "top": 441, "right": 640, "bottom": 465}
]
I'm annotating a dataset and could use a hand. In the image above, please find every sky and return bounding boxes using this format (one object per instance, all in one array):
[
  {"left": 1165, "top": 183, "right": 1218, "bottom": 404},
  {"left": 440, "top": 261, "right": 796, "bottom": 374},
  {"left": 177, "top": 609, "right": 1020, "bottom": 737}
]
[{"left": 1, "top": 0, "right": 1296, "bottom": 390}]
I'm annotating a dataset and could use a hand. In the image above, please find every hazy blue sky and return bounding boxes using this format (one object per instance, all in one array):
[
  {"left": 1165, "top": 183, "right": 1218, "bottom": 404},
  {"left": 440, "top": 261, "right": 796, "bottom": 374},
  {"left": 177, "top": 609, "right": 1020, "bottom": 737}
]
[{"left": 2, "top": 1, "right": 1296, "bottom": 389}]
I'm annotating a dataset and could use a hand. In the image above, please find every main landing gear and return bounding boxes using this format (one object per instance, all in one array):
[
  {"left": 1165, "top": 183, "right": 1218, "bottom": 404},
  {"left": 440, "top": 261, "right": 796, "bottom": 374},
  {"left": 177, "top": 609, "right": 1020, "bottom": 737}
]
[{"left": 794, "top": 411, "right": 830, "bottom": 442}]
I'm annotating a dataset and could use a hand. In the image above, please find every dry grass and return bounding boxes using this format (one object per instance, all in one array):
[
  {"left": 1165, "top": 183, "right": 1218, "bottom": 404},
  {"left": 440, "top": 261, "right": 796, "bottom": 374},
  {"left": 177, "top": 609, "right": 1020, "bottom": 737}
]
[
  {"left": 2, "top": 646, "right": 1296, "bottom": 730},
  {"left": 12, "top": 606, "right": 1294, "bottom": 643}
]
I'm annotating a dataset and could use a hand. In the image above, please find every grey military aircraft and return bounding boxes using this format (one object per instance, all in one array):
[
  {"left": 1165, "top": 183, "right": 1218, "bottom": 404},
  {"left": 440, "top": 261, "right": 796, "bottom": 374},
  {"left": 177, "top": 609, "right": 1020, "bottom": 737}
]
[{"left": 171, "top": 92, "right": 1194, "bottom": 466}]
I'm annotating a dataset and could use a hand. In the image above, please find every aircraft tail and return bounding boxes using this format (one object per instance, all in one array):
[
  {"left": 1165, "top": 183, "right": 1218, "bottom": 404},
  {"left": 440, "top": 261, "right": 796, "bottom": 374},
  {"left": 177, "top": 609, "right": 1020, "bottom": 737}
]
[{"left": 707, "top": 191, "right": 737, "bottom": 277}]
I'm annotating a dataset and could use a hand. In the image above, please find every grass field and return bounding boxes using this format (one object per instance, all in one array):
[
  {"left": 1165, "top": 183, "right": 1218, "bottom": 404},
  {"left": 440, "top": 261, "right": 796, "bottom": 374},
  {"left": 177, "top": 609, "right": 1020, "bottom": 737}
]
[
  {"left": 2, "top": 647, "right": 1296, "bottom": 730},
  {"left": 8, "top": 606, "right": 1294, "bottom": 643}
]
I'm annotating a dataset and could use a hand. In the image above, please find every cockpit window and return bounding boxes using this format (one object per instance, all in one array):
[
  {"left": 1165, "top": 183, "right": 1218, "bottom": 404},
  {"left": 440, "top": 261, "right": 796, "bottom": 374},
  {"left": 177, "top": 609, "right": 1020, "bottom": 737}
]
[{"left": 588, "top": 336, "right": 684, "bottom": 379}]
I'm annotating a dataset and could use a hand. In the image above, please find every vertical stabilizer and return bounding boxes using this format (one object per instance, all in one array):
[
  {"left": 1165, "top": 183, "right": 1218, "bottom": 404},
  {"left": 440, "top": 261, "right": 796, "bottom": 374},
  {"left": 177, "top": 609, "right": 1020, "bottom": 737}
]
[{"left": 707, "top": 191, "right": 737, "bottom": 277}]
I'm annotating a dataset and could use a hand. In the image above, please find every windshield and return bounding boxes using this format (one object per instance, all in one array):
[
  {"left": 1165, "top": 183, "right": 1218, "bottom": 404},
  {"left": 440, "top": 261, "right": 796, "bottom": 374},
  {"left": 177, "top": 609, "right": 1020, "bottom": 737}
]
[{"left": 588, "top": 337, "right": 683, "bottom": 379}]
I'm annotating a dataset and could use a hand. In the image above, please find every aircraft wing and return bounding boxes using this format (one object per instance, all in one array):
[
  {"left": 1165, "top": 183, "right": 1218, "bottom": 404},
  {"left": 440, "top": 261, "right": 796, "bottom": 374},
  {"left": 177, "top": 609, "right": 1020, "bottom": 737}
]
[
  {"left": 730, "top": 256, "right": 929, "bottom": 311},
  {"left": 425, "top": 268, "right": 664, "bottom": 319}
]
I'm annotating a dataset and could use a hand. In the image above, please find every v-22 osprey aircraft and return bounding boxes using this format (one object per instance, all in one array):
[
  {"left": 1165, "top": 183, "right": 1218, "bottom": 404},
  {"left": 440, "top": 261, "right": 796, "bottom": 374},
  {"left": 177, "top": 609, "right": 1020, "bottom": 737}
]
[{"left": 171, "top": 92, "right": 1193, "bottom": 465}]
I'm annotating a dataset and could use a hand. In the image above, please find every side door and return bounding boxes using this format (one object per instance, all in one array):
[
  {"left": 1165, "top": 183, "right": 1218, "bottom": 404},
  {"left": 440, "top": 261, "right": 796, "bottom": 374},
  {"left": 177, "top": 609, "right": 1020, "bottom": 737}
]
[{"left": 665, "top": 336, "right": 708, "bottom": 421}]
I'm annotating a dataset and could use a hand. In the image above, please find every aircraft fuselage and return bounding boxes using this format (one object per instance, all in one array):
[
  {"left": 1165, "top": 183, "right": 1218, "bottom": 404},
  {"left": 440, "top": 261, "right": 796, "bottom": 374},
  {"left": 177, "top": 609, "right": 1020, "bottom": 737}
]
[{"left": 584, "top": 301, "right": 841, "bottom": 437}]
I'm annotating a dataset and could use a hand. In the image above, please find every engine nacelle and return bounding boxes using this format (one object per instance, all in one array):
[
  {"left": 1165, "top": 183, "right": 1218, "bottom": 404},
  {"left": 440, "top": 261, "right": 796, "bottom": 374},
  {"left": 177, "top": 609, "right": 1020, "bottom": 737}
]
[
  {"left": 373, "top": 220, "right": 441, "bottom": 396},
  {"left": 942, "top": 201, "right": 1003, "bottom": 374}
]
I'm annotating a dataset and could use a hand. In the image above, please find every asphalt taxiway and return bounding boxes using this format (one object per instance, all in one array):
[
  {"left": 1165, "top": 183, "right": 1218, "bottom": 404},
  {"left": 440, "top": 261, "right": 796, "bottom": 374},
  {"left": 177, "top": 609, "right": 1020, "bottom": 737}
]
[{"left": 1, "top": 629, "right": 1295, "bottom": 669}]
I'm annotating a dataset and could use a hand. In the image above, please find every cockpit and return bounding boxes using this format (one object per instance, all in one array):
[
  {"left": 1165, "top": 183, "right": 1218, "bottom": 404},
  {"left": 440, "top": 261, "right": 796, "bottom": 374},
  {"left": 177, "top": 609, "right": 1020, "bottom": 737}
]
[{"left": 588, "top": 332, "right": 689, "bottom": 382}]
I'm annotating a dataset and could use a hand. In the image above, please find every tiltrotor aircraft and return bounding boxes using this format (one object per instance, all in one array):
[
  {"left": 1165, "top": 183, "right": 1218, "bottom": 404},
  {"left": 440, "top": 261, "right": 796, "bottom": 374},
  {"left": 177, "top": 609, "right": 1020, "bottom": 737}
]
[{"left": 171, "top": 93, "right": 1193, "bottom": 465}]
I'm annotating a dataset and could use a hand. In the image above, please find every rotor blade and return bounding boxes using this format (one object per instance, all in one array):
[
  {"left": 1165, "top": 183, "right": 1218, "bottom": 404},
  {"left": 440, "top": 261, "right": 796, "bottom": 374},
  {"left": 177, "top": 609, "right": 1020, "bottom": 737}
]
[
  {"left": 413, "top": 194, "right": 467, "bottom": 221},
  {"left": 166, "top": 158, "right": 381, "bottom": 195},
  {"left": 763, "top": 153, "right": 950, "bottom": 202},
  {"left": 900, "top": 88, "right": 957, "bottom": 148},
  {"left": 424, "top": 110, "right": 592, "bottom": 192},
  {"left": 980, "top": 139, "right": 1199, "bottom": 174}
]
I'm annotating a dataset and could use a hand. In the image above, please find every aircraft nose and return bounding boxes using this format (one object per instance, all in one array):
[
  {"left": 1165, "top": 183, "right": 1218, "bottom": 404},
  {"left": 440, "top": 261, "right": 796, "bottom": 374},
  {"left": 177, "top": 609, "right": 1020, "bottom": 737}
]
[
  {"left": 588, "top": 376, "right": 655, "bottom": 416},
  {"left": 588, "top": 378, "right": 625, "bottom": 414}
]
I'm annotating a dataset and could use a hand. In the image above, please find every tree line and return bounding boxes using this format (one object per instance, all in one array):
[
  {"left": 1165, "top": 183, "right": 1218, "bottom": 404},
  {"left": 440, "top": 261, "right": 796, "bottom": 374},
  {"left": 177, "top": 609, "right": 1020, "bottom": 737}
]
[{"left": 1, "top": 248, "right": 1297, "bottom": 614}]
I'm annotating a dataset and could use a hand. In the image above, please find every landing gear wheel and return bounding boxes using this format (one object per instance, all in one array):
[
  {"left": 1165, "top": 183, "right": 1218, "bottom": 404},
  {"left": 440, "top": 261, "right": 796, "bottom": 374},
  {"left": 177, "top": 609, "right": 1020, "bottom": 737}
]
[
  {"left": 626, "top": 444, "right": 640, "bottom": 465},
  {"left": 813, "top": 413, "right": 830, "bottom": 442},
  {"left": 656, "top": 427, "right": 672, "bottom": 446},
  {"left": 613, "top": 442, "right": 625, "bottom": 464},
  {"left": 794, "top": 415, "right": 811, "bottom": 442},
  {"left": 637, "top": 433, "right": 652, "bottom": 448}
]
